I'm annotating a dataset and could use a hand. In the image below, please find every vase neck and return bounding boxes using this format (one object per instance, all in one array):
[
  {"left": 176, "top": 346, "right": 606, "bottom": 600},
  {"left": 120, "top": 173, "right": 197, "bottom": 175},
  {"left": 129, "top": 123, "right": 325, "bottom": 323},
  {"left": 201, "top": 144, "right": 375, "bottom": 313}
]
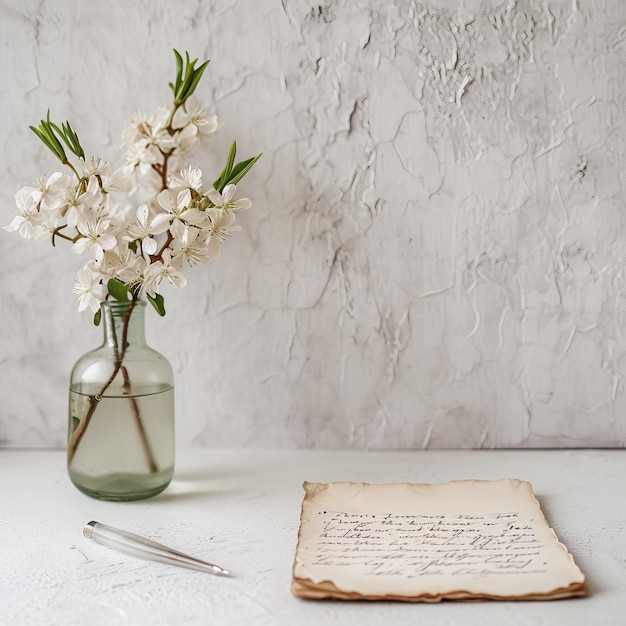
[{"left": 101, "top": 300, "right": 147, "bottom": 352}]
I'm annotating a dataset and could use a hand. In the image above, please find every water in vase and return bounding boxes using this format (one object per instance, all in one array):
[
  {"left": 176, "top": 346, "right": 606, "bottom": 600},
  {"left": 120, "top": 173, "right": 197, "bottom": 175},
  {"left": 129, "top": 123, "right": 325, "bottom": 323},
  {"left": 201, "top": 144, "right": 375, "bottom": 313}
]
[{"left": 68, "top": 382, "right": 175, "bottom": 501}]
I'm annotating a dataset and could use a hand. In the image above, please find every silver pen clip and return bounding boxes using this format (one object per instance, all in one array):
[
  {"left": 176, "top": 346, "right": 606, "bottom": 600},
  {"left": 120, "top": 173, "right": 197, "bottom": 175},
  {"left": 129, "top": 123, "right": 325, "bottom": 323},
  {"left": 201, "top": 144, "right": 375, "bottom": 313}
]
[{"left": 83, "top": 520, "right": 231, "bottom": 577}]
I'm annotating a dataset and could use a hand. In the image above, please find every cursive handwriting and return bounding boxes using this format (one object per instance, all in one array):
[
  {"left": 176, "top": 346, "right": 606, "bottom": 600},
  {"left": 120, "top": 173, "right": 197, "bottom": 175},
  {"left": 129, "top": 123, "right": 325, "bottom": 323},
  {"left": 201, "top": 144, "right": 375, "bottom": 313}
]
[{"left": 312, "top": 511, "right": 548, "bottom": 577}]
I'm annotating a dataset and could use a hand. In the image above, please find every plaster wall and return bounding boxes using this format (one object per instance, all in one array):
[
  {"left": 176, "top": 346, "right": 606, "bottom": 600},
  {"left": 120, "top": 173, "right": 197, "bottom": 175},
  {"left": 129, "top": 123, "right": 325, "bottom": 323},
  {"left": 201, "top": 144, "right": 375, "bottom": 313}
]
[{"left": 0, "top": 0, "right": 624, "bottom": 448}]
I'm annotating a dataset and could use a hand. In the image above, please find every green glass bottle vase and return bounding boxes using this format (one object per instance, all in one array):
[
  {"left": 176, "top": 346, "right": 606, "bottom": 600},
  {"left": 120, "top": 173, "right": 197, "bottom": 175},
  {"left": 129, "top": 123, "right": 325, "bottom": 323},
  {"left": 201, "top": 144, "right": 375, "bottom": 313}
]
[{"left": 67, "top": 300, "right": 175, "bottom": 500}]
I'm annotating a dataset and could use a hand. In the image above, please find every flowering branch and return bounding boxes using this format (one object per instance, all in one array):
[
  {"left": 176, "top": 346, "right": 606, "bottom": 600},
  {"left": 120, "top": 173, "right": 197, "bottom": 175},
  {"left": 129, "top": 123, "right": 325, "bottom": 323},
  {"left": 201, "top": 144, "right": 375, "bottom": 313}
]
[
  {"left": 6, "top": 50, "right": 262, "bottom": 470},
  {"left": 5, "top": 49, "right": 261, "bottom": 320}
]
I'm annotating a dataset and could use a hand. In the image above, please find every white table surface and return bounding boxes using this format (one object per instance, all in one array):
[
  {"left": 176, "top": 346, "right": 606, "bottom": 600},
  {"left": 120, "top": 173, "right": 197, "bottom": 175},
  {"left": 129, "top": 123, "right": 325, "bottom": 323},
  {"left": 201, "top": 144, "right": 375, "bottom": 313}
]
[{"left": 1, "top": 448, "right": 625, "bottom": 625}]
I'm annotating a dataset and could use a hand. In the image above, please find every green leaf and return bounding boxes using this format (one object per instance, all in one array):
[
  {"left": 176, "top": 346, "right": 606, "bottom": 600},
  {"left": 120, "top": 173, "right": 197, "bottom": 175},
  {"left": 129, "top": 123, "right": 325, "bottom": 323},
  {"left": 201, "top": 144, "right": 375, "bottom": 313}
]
[
  {"left": 172, "top": 49, "right": 210, "bottom": 105},
  {"left": 29, "top": 111, "right": 86, "bottom": 165},
  {"left": 50, "top": 120, "right": 85, "bottom": 159},
  {"left": 214, "top": 141, "right": 237, "bottom": 190},
  {"left": 30, "top": 124, "right": 65, "bottom": 162},
  {"left": 173, "top": 51, "right": 194, "bottom": 101},
  {"left": 40, "top": 118, "right": 65, "bottom": 155},
  {"left": 172, "top": 49, "right": 183, "bottom": 92},
  {"left": 107, "top": 278, "right": 130, "bottom": 302},
  {"left": 179, "top": 64, "right": 196, "bottom": 100},
  {"left": 29, "top": 124, "right": 49, "bottom": 144},
  {"left": 93, "top": 308, "right": 102, "bottom": 326},
  {"left": 63, "top": 122, "right": 85, "bottom": 158},
  {"left": 226, "top": 153, "right": 263, "bottom": 186},
  {"left": 226, "top": 156, "right": 253, "bottom": 182},
  {"left": 185, "top": 59, "right": 209, "bottom": 99},
  {"left": 147, "top": 293, "right": 166, "bottom": 316},
  {"left": 128, "top": 240, "right": 138, "bottom": 253}
]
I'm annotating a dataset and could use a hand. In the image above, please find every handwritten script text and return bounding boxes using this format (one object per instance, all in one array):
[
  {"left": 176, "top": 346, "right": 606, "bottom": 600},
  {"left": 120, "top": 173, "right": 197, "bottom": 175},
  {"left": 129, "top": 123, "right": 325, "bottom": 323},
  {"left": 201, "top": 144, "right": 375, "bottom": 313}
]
[{"left": 311, "top": 510, "right": 547, "bottom": 577}]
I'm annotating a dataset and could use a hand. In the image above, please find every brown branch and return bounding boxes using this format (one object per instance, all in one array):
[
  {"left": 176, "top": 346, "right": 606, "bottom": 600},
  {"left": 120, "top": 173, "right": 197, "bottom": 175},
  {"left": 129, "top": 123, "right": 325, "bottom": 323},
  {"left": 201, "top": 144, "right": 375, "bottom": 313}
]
[
  {"left": 52, "top": 228, "right": 81, "bottom": 243},
  {"left": 68, "top": 301, "right": 137, "bottom": 464},
  {"left": 121, "top": 365, "right": 158, "bottom": 473},
  {"left": 67, "top": 297, "right": 158, "bottom": 474},
  {"left": 150, "top": 232, "right": 175, "bottom": 264}
]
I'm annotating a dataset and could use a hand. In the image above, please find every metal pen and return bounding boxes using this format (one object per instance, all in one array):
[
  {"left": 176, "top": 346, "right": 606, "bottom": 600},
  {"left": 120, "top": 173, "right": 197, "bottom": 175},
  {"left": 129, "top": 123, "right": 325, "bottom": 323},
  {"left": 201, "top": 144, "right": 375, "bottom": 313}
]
[{"left": 83, "top": 520, "right": 231, "bottom": 577}]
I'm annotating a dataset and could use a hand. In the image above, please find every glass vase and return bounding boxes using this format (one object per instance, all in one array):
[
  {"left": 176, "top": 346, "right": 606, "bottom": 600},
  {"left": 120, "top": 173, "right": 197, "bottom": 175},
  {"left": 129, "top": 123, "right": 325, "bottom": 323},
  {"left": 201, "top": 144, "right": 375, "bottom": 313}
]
[{"left": 67, "top": 300, "right": 175, "bottom": 501}]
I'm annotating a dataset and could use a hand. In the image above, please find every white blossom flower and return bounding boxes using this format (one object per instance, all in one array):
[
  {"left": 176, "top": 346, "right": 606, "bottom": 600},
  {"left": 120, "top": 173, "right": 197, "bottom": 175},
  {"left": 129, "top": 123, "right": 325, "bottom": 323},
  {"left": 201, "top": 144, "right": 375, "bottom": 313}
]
[
  {"left": 79, "top": 157, "right": 110, "bottom": 178},
  {"left": 169, "top": 166, "right": 203, "bottom": 192},
  {"left": 73, "top": 265, "right": 107, "bottom": 313},
  {"left": 33, "top": 210, "right": 65, "bottom": 241},
  {"left": 170, "top": 225, "right": 209, "bottom": 266},
  {"left": 63, "top": 185, "right": 87, "bottom": 228},
  {"left": 141, "top": 249, "right": 187, "bottom": 297},
  {"left": 121, "top": 112, "right": 147, "bottom": 147},
  {"left": 204, "top": 208, "right": 241, "bottom": 259},
  {"left": 124, "top": 140, "right": 160, "bottom": 173},
  {"left": 153, "top": 188, "right": 206, "bottom": 231},
  {"left": 103, "top": 247, "right": 146, "bottom": 283},
  {"left": 172, "top": 96, "right": 220, "bottom": 136},
  {"left": 33, "top": 172, "right": 70, "bottom": 212},
  {"left": 102, "top": 168, "right": 134, "bottom": 195},
  {"left": 124, "top": 204, "right": 170, "bottom": 255},
  {"left": 171, "top": 123, "right": 198, "bottom": 162},
  {"left": 121, "top": 110, "right": 173, "bottom": 181},
  {"left": 173, "top": 126, "right": 198, "bottom": 162},
  {"left": 206, "top": 184, "right": 251, "bottom": 212},
  {"left": 63, "top": 175, "right": 103, "bottom": 228},
  {"left": 3, "top": 186, "right": 42, "bottom": 238},
  {"left": 122, "top": 107, "right": 176, "bottom": 159},
  {"left": 81, "top": 160, "right": 134, "bottom": 196},
  {"left": 72, "top": 214, "right": 118, "bottom": 263}
]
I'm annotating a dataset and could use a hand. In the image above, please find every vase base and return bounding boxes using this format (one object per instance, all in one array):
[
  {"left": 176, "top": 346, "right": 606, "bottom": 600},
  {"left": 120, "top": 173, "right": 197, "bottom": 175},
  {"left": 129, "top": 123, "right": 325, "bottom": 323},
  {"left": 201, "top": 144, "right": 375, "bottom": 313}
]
[{"left": 69, "top": 466, "right": 174, "bottom": 501}]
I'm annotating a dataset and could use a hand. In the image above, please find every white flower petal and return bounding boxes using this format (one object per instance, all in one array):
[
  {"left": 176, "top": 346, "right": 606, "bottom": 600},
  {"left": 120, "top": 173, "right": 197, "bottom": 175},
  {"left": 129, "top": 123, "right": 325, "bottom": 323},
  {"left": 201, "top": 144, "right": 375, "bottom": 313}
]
[
  {"left": 142, "top": 237, "right": 157, "bottom": 255},
  {"left": 157, "top": 189, "right": 172, "bottom": 211},
  {"left": 72, "top": 239, "right": 88, "bottom": 254},
  {"left": 233, "top": 198, "right": 252, "bottom": 210},
  {"left": 98, "top": 234, "right": 118, "bottom": 251},
  {"left": 86, "top": 175, "right": 100, "bottom": 196},
  {"left": 170, "top": 219, "right": 186, "bottom": 241},
  {"left": 181, "top": 208, "right": 208, "bottom": 227},
  {"left": 206, "top": 188, "right": 222, "bottom": 206},
  {"left": 168, "top": 272, "right": 187, "bottom": 289},
  {"left": 3, "top": 216, "right": 23, "bottom": 233},
  {"left": 177, "top": 188, "right": 191, "bottom": 209},
  {"left": 20, "top": 221, "right": 39, "bottom": 238},
  {"left": 47, "top": 172, "right": 65, "bottom": 186},
  {"left": 222, "top": 184, "right": 236, "bottom": 203},
  {"left": 151, "top": 213, "right": 172, "bottom": 233},
  {"left": 137, "top": 204, "right": 150, "bottom": 225}
]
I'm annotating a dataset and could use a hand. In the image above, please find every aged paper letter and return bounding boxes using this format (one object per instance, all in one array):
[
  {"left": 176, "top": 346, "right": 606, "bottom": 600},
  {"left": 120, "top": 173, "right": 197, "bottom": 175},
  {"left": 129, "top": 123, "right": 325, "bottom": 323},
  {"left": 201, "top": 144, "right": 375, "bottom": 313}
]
[{"left": 292, "top": 480, "right": 586, "bottom": 601}]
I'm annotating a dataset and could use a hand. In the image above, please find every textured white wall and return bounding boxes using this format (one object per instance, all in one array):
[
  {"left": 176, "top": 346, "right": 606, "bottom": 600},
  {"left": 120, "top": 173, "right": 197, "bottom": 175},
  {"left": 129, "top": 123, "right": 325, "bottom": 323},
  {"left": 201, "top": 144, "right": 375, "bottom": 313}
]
[{"left": 0, "top": 0, "right": 624, "bottom": 449}]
